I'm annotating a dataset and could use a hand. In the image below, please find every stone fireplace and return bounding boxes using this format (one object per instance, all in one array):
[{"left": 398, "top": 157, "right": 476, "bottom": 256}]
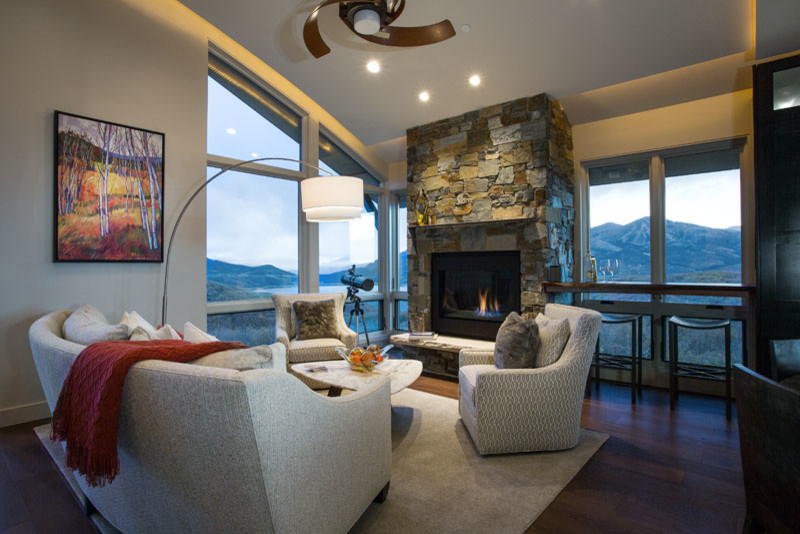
[{"left": 406, "top": 93, "right": 574, "bottom": 341}]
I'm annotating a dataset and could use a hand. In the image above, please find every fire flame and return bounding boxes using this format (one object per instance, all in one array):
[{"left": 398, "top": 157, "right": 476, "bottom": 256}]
[{"left": 475, "top": 288, "right": 501, "bottom": 317}]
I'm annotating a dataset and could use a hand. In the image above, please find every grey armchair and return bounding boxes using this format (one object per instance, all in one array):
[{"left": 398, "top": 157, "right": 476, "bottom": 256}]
[
  {"left": 458, "top": 303, "right": 602, "bottom": 455},
  {"left": 272, "top": 292, "right": 357, "bottom": 388}
]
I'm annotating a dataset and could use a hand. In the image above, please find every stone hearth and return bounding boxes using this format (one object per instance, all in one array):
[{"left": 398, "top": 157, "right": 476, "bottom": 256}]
[{"left": 406, "top": 93, "right": 574, "bottom": 337}]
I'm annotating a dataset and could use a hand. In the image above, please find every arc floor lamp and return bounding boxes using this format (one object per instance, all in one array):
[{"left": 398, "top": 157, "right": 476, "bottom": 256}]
[{"left": 161, "top": 156, "right": 363, "bottom": 324}]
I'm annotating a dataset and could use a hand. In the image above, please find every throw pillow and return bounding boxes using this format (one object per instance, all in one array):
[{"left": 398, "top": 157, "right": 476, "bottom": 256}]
[
  {"left": 192, "top": 345, "right": 274, "bottom": 371},
  {"left": 493, "top": 312, "right": 539, "bottom": 369},
  {"left": 119, "top": 311, "right": 157, "bottom": 338},
  {"left": 63, "top": 304, "right": 129, "bottom": 345},
  {"left": 129, "top": 324, "right": 182, "bottom": 341},
  {"left": 534, "top": 314, "right": 571, "bottom": 368},
  {"left": 183, "top": 322, "right": 219, "bottom": 343},
  {"left": 292, "top": 299, "right": 339, "bottom": 341}
]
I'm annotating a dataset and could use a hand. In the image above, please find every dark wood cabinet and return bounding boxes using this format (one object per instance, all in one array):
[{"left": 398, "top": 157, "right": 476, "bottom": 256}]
[{"left": 754, "top": 54, "right": 800, "bottom": 375}]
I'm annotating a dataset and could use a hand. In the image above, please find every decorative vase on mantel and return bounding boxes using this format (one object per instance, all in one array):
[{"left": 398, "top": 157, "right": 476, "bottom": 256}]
[{"left": 414, "top": 189, "right": 429, "bottom": 226}]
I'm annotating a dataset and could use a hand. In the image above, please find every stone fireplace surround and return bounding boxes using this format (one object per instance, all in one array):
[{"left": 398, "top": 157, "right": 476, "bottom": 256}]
[{"left": 406, "top": 93, "right": 575, "bottom": 338}]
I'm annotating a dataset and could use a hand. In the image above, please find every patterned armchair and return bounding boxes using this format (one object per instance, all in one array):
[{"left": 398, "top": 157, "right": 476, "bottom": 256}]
[
  {"left": 458, "top": 303, "right": 602, "bottom": 455},
  {"left": 272, "top": 292, "right": 357, "bottom": 388}
]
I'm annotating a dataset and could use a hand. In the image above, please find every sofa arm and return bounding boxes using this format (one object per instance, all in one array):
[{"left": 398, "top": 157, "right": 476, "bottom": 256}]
[
  {"left": 336, "top": 315, "right": 358, "bottom": 349},
  {"left": 460, "top": 349, "right": 494, "bottom": 367},
  {"left": 266, "top": 342, "right": 287, "bottom": 371},
  {"left": 276, "top": 325, "right": 290, "bottom": 347}
]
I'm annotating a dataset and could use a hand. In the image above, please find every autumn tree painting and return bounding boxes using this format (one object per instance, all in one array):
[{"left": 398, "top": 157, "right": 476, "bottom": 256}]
[{"left": 55, "top": 112, "right": 164, "bottom": 261}]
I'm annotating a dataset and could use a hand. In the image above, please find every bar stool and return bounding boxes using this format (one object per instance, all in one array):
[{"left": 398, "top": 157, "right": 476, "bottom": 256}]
[
  {"left": 589, "top": 313, "right": 643, "bottom": 403},
  {"left": 668, "top": 316, "right": 732, "bottom": 420}
]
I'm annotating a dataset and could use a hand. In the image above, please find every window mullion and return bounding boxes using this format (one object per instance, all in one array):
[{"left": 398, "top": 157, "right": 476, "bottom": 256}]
[
  {"left": 650, "top": 155, "right": 666, "bottom": 284},
  {"left": 301, "top": 116, "right": 320, "bottom": 293}
]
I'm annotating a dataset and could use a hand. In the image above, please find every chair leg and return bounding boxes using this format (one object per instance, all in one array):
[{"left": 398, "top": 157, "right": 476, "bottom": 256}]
[
  {"left": 630, "top": 319, "right": 636, "bottom": 405},
  {"left": 637, "top": 315, "right": 644, "bottom": 396},
  {"left": 669, "top": 322, "right": 677, "bottom": 411},
  {"left": 374, "top": 482, "right": 390, "bottom": 503},
  {"left": 725, "top": 324, "right": 732, "bottom": 421},
  {"left": 594, "top": 338, "right": 601, "bottom": 392}
]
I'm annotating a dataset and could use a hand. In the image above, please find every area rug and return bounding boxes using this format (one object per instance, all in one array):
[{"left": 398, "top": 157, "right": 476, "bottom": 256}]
[
  {"left": 35, "top": 389, "right": 607, "bottom": 533},
  {"left": 350, "top": 389, "right": 608, "bottom": 533}
]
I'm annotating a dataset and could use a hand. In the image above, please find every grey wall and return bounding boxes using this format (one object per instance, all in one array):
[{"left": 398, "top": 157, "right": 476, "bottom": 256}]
[
  {"left": 0, "top": 0, "right": 208, "bottom": 426},
  {"left": 757, "top": 0, "right": 800, "bottom": 59}
]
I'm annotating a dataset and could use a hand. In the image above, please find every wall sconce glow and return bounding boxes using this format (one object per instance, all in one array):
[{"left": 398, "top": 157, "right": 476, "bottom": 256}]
[
  {"left": 226, "top": 127, "right": 236, "bottom": 135},
  {"left": 301, "top": 176, "right": 364, "bottom": 222},
  {"left": 419, "top": 91, "right": 430, "bottom": 102},
  {"left": 469, "top": 74, "right": 481, "bottom": 86},
  {"left": 366, "top": 60, "right": 380, "bottom": 73}
]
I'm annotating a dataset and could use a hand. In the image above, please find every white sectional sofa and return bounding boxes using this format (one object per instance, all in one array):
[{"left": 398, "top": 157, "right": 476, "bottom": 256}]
[{"left": 29, "top": 309, "right": 391, "bottom": 533}]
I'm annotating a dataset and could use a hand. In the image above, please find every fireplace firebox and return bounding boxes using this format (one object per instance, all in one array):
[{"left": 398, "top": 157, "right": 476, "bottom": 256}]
[{"left": 431, "top": 251, "right": 521, "bottom": 340}]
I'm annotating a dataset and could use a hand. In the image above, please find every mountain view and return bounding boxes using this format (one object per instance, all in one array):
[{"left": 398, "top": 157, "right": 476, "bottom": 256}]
[
  {"left": 591, "top": 217, "right": 741, "bottom": 283},
  {"left": 207, "top": 251, "right": 408, "bottom": 302}
]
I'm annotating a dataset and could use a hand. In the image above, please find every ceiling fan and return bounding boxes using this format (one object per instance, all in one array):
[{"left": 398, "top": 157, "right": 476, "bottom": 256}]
[{"left": 303, "top": 0, "right": 456, "bottom": 58}]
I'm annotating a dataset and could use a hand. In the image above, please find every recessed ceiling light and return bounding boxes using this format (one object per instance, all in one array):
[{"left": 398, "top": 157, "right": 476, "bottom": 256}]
[
  {"left": 366, "top": 60, "right": 380, "bottom": 73},
  {"left": 251, "top": 153, "right": 259, "bottom": 158},
  {"left": 461, "top": 24, "right": 471, "bottom": 33},
  {"left": 226, "top": 127, "right": 236, "bottom": 135},
  {"left": 419, "top": 91, "right": 430, "bottom": 102},
  {"left": 469, "top": 74, "right": 481, "bottom": 87}
]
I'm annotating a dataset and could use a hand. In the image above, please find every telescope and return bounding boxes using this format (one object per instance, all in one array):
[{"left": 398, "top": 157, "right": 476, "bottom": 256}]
[
  {"left": 341, "top": 268, "right": 374, "bottom": 291},
  {"left": 341, "top": 265, "right": 373, "bottom": 344}
]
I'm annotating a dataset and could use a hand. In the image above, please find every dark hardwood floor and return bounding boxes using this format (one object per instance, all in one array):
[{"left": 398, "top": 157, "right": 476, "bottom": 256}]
[{"left": 0, "top": 378, "right": 744, "bottom": 533}]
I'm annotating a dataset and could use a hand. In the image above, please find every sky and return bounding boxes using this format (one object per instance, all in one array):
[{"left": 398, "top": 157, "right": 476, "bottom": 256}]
[
  {"left": 590, "top": 169, "right": 741, "bottom": 229},
  {"left": 207, "top": 76, "right": 379, "bottom": 272}
]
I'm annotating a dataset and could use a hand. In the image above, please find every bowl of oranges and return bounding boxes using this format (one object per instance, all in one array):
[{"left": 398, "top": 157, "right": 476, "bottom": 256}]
[{"left": 335, "top": 344, "right": 389, "bottom": 373}]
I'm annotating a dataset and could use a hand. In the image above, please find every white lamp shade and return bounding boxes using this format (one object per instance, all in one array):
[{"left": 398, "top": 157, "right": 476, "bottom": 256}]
[
  {"left": 301, "top": 176, "right": 363, "bottom": 222},
  {"left": 353, "top": 8, "right": 381, "bottom": 34}
]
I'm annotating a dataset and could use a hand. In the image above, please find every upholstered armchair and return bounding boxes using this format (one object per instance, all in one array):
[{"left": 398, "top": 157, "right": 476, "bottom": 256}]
[
  {"left": 272, "top": 292, "right": 357, "bottom": 387},
  {"left": 458, "top": 303, "right": 602, "bottom": 455}
]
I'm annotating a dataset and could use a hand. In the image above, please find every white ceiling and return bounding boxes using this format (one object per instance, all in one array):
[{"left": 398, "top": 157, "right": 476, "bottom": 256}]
[{"left": 181, "top": 0, "right": 753, "bottom": 147}]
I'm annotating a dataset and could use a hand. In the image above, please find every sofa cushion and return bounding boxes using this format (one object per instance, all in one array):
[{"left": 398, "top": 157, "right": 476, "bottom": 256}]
[
  {"left": 63, "top": 304, "right": 129, "bottom": 345},
  {"left": 288, "top": 338, "right": 345, "bottom": 363},
  {"left": 292, "top": 299, "right": 339, "bottom": 341},
  {"left": 192, "top": 345, "right": 276, "bottom": 371},
  {"left": 459, "top": 365, "right": 496, "bottom": 406},
  {"left": 183, "top": 322, "right": 218, "bottom": 343},
  {"left": 534, "top": 314, "right": 571, "bottom": 368},
  {"left": 493, "top": 312, "right": 539, "bottom": 369}
]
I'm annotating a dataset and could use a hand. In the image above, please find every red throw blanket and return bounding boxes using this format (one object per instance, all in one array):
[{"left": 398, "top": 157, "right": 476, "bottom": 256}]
[{"left": 51, "top": 339, "right": 245, "bottom": 487}]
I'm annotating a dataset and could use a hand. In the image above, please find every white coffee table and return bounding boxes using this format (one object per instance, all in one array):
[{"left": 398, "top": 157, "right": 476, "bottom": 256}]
[{"left": 291, "top": 359, "right": 423, "bottom": 396}]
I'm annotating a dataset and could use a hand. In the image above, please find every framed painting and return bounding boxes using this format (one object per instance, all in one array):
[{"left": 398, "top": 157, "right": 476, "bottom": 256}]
[{"left": 54, "top": 111, "right": 165, "bottom": 262}]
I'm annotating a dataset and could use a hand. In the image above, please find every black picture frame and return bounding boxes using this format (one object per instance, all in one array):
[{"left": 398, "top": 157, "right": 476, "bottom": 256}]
[{"left": 54, "top": 110, "right": 165, "bottom": 262}]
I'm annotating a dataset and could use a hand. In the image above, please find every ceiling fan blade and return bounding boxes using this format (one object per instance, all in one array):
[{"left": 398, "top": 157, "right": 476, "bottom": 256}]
[
  {"left": 303, "top": 0, "right": 353, "bottom": 58},
  {"left": 384, "top": 0, "right": 405, "bottom": 25},
  {"left": 358, "top": 19, "right": 456, "bottom": 47}
]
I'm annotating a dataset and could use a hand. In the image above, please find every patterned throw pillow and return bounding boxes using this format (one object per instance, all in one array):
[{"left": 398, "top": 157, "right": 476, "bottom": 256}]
[
  {"left": 493, "top": 312, "right": 540, "bottom": 369},
  {"left": 183, "top": 322, "right": 219, "bottom": 343},
  {"left": 192, "top": 345, "right": 274, "bottom": 371},
  {"left": 534, "top": 314, "right": 571, "bottom": 368},
  {"left": 292, "top": 299, "right": 339, "bottom": 341},
  {"left": 63, "top": 304, "right": 129, "bottom": 345}
]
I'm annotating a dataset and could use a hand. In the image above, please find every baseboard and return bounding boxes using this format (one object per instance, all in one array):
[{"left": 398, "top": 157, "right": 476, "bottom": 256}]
[{"left": 0, "top": 401, "right": 51, "bottom": 428}]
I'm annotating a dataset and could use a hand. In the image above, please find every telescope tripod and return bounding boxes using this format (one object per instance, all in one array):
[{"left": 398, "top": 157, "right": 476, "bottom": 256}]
[{"left": 346, "top": 287, "right": 370, "bottom": 346}]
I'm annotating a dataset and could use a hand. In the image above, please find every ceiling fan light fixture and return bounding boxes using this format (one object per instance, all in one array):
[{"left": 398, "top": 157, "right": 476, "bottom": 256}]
[{"left": 353, "top": 8, "right": 381, "bottom": 35}]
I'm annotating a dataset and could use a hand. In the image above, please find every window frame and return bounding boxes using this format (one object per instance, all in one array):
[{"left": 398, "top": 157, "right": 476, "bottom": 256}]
[
  {"left": 205, "top": 49, "right": 390, "bottom": 343},
  {"left": 576, "top": 137, "right": 754, "bottom": 287}
]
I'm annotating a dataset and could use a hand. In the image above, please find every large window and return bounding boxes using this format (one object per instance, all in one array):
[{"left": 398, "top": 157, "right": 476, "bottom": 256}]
[
  {"left": 664, "top": 150, "right": 741, "bottom": 284},
  {"left": 204, "top": 54, "right": 389, "bottom": 344},
  {"left": 206, "top": 168, "right": 299, "bottom": 302},
  {"left": 583, "top": 142, "right": 747, "bottom": 368},
  {"left": 207, "top": 55, "right": 301, "bottom": 170}
]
